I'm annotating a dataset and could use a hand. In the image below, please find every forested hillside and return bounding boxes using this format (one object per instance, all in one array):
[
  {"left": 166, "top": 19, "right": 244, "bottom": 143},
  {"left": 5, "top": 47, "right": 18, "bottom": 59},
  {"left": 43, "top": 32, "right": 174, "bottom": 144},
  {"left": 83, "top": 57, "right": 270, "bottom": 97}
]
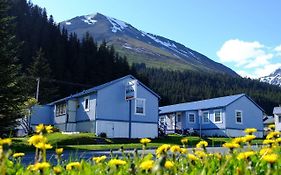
[
  {"left": 6, "top": 0, "right": 281, "bottom": 115},
  {"left": 134, "top": 64, "right": 281, "bottom": 115}
]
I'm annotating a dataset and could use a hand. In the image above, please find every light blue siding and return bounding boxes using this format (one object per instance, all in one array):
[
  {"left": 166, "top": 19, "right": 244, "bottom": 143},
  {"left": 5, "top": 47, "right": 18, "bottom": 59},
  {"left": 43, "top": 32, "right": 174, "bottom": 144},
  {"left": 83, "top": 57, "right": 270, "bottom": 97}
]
[
  {"left": 96, "top": 77, "right": 130, "bottom": 121},
  {"left": 30, "top": 105, "right": 53, "bottom": 125},
  {"left": 225, "top": 96, "right": 263, "bottom": 131},
  {"left": 76, "top": 94, "right": 97, "bottom": 122},
  {"left": 96, "top": 77, "right": 158, "bottom": 123},
  {"left": 131, "top": 84, "right": 158, "bottom": 123}
]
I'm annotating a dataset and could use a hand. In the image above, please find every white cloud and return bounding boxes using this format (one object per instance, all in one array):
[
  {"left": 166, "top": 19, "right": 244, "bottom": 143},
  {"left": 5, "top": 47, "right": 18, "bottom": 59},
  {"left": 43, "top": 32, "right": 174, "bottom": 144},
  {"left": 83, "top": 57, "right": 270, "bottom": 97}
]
[
  {"left": 244, "top": 54, "right": 273, "bottom": 68},
  {"left": 217, "top": 39, "right": 265, "bottom": 65},
  {"left": 217, "top": 39, "right": 281, "bottom": 78},
  {"left": 236, "top": 70, "right": 255, "bottom": 78},
  {"left": 275, "top": 45, "right": 281, "bottom": 56},
  {"left": 253, "top": 63, "right": 281, "bottom": 78}
]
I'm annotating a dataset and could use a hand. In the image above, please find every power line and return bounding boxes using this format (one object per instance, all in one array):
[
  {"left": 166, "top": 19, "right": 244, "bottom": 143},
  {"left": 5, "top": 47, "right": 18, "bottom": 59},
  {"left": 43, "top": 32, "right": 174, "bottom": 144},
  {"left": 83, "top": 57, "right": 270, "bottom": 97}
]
[{"left": 23, "top": 76, "right": 92, "bottom": 88}]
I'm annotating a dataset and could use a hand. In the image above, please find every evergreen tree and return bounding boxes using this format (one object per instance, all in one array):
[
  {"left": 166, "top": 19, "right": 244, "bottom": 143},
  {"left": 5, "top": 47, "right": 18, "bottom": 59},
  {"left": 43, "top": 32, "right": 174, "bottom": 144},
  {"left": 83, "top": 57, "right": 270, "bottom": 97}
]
[
  {"left": 27, "top": 48, "right": 57, "bottom": 104},
  {"left": 0, "top": 0, "right": 27, "bottom": 135}
]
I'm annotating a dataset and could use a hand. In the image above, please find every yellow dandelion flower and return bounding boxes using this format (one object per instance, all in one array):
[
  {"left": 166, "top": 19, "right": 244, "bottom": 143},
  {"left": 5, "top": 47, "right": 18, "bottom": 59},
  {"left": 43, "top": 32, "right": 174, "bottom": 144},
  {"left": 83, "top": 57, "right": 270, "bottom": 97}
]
[
  {"left": 214, "top": 153, "right": 222, "bottom": 160},
  {"left": 27, "top": 165, "right": 35, "bottom": 171},
  {"left": 156, "top": 144, "right": 170, "bottom": 156},
  {"left": 0, "top": 138, "right": 12, "bottom": 145},
  {"left": 263, "top": 139, "right": 275, "bottom": 145},
  {"left": 164, "top": 160, "right": 174, "bottom": 169},
  {"left": 266, "top": 131, "right": 280, "bottom": 139},
  {"left": 28, "top": 135, "right": 47, "bottom": 146},
  {"left": 139, "top": 160, "right": 154, "bottom": 170},
  {"left": 237, "top": 151, "right": 255, "bottom": 160},
  {"left": 259, "top": 148, "right": 273, "bottom": 155},
  {"left": 92, "top": 155, "right": 107, "bottom": 164},
  {"left": 262, "top": 153, "right": 278, "bottom": 164},
  {"left": 187, "top": 154, "right": 199, "bottom": 161},
  {"left": 36, "top": 124, "right": 45, "bottom": 133},
  {"left": 243, "top": 135, "right": 256, "bottom": 142},
  {"left": 170, "top": 145, "right": 181, "bottom": 153},
  {"left": 195, "top": 150, "right": 207, "bottom": 159},
  {"left": 45, "top": 125, "right": 53, "bottom": 133},
  {"left": 35, "top": 142, "right": 53, "bottom": 150},
  {"left": 244, "top": 128, "right": 257, "bottom": 135},
  {"left": 66, "top": 162, "right": 81, "bottom": 170},
  {"left": 53, "top": 166, "right": 62, "bottom": 174},
  {"left": 56, "top": 148, "right": 63, "bottom": 155},
  {"left": 196, "top": 141, "right": 208, "bottom": 148},
  {"left": 268, "top": 124, "right": 275, "bottom": 130},
  {"left": 12, "top": 152, "right": 25, "bottom": 158},
  {"left": 108, "top": 159, "right": 127, "bottom": 166},
  {"left": 222, "top": 142, "right": 239, "bottom": 149},
  {"left": 232, "top": 137, "right": 245, "bottom": 144},
  {"left": 276, "top": 138, "right": 281, "bottom": 143},
  {"left": 140, "top": 138, "right": 151, "bottom": 145},
  {"left": 180, "top": 148, "right": 188, "bottom": 154},
  {"left": 181, "top": 138, "right": 188, "bottom": 145},
  {"left": 33, "top": 162, "right": 51, "bottom": 171}
]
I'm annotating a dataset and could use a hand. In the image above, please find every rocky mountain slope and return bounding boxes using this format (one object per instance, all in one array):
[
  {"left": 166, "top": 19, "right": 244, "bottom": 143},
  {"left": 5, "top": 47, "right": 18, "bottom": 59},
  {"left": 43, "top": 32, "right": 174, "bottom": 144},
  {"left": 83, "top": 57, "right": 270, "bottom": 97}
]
[
  {"left": 61, "top": 13, "right": 238, "bottom": 76},
  {"left": 260, "top": 68, "right": 281, "bottom": 86}
]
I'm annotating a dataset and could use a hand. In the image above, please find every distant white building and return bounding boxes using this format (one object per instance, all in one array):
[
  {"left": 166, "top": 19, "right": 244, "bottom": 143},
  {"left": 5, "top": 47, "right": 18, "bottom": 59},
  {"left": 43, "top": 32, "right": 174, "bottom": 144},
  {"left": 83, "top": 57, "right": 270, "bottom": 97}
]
[{"left": 273, "top": 107, "right": 281, "bottom": 131}]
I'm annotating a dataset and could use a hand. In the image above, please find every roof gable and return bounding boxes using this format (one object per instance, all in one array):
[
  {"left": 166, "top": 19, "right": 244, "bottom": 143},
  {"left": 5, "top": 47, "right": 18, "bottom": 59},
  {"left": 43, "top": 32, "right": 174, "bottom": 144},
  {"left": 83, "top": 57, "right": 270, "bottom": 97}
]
[
  {"left": 49, "top": 75, "right": 160, "bottom": 105},
  {"left": 159, "top": 94, "right": 246, "bottom": 114}
]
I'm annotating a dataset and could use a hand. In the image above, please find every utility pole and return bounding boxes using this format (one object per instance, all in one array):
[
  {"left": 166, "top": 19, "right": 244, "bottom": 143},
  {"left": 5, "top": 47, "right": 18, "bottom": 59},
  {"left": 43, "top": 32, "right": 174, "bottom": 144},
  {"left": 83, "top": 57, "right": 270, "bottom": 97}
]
[{"left": 36, "top": 77, "right": 40, "bottom": 101}]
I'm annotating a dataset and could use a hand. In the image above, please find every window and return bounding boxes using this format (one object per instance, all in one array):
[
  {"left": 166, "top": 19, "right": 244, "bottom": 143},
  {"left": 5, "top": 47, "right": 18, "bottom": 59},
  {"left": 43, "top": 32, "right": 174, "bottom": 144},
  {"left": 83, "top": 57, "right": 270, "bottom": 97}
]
[
  {"left": 188, "top": 113, "right": 195, "bottom": 123},
  {"left": 202, "top": 111, "right": 209, "bottom": 124},
  {"left": 84, "top": 96, "right": 90, "bottom": 111},
  {"left": 278, "top": 115, "right": 281, "bottom": 123},
  {"left": 235, "top": 110, "right": 243, "bottom": 124},
  {"left": 214, "top": 110, "right": 222, "bottom": 123},
  {"left": 135, "top": 98, "right": 145, "bottom": 115},
  {"left": 56, "top": 103, "right": 66, "bottom": 116}
]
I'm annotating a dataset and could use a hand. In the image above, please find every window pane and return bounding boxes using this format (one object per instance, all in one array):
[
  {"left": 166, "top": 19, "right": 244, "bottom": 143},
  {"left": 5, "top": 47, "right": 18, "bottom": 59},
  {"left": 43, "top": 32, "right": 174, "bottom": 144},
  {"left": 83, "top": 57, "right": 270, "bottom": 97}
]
[
  {"left": 215, "top": 111, "right": 221, "bottom": 122},
  {"left": 279, "top": 115, "right": 281, "bottom": 123},
  {"left": 203, "top": 112, "right": 208, "bottom": 123},
  {"left": 189, "top": 114, "right": 195, "bottom": 123},
  {"left": 135, "top": 99, "right": 145, "bottom": 115},
  {"left": 236, "top": 117, "right": 241, "bottom": 123}
]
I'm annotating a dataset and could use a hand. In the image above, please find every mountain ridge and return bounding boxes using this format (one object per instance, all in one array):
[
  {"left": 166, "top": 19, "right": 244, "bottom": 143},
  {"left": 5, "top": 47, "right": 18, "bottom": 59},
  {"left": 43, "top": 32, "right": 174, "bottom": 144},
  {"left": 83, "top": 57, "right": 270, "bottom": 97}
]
[
  {"left": 260, "top": 68, "right": 281, "bottom": 87},
  {"left": 61, "top": 12, "right": 238, "bottom": 77}
]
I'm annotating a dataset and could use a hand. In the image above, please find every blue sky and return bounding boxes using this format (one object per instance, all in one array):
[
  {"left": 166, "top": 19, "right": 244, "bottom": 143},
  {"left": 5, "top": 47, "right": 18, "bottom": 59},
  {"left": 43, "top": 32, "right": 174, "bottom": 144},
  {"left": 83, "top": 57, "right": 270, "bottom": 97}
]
[{"left": 30, "top": 0, "right": 281, "bottom": 78}]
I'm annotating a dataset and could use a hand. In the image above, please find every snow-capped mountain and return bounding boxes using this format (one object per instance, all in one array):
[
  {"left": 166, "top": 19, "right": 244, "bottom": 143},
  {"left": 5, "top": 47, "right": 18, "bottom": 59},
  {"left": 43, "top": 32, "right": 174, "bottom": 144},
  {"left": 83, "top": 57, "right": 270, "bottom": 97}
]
[
  {"left": 61, "top": 13, "right": 238, "bottom": 76},
  {"left": 260, "top": 68, "right": 281, "bottom": 86}
]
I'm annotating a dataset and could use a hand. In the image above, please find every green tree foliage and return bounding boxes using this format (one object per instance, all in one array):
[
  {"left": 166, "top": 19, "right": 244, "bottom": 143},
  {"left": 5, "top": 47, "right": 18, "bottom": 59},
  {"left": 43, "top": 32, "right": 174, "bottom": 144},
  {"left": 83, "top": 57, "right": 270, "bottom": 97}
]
[
  {"left": 133, "top": 64, "right": 281, "bottom": 115},
  {"left": 27, "top": 48, "right": 58, "bottom": 104},
  {"left": 0, "top": 0, "right": 27, "bottom": 135}
]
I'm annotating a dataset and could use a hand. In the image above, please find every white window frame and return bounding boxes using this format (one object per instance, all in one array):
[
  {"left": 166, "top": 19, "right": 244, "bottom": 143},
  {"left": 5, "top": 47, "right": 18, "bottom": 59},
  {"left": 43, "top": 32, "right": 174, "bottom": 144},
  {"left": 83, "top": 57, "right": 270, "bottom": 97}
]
[
  {"left": 214, "top": 110, "right": 222, "bottom": 123},
  {"left": 55, "top": 103, "right": 66, "bottom": 116},
  {"left": 202, "top": 111, "right": 210, "bottom": 124},
  {"left": 84, "top": 96, "right": 90, "bottom": 112},
  {"left": 235, "top": 110, "right": 243, "bottom": 124},
  {"left": 135, "top": 98, "right": 146, "bottom": 116},
  {"left": 188, "top": 113, "right": 196, "bottom": 124}
]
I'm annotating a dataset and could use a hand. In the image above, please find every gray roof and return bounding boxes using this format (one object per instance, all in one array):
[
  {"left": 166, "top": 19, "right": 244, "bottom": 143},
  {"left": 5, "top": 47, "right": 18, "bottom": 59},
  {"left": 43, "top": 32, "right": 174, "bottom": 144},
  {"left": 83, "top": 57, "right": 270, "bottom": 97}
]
[
  {"left": 263, "top": 117, "right": 274, "bottom": 124},
  {"left": 48, "top": 75, "right": 160, "bottom": 105},
  {"left": 159, "top": 94, "right": 264, "bottom": 115},
  {"left": 273, "top": 107, "right": 281, "bottom": 114}
]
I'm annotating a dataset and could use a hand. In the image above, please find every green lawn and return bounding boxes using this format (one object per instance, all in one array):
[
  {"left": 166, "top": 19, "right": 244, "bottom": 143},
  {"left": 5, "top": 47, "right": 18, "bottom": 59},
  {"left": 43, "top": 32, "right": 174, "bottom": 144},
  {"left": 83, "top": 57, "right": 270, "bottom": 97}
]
[{"left": 12, "top": 132, "right": 264, "bottom": 152}]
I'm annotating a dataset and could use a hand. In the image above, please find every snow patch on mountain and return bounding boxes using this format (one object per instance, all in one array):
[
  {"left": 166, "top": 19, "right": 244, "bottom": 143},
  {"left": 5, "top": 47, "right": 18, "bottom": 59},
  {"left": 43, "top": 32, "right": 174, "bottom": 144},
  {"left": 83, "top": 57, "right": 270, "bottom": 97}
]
[
  {"left": 141, "top": 31, "right": 177, "bottom": 49},
  {"left": 106, "top": 16, "right": 127, "bottom": 33},
  {"left": 82, "top": 14, "right": 97, "bottom": 25},
  {"left": 260, "top": 68, "right": 281, "bottom": 87},
  {"left": 65, "top": 21, "right": 71, "bottom": 25}
]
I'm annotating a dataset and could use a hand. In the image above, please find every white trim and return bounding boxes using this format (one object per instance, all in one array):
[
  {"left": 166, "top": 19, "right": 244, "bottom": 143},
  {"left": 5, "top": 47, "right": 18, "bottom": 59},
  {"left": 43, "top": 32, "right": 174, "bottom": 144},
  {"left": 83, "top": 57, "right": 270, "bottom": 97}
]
[
  {"left": 84, "top": 96, "right": 90, "bottom": 112},
  {"left": 202, "top": 111, "right": 210, "bottom": 124},
  {"left": 135, "top": 98, "right": 146, "bottom": 116},
  {"left": 214, "top": 110, "right": 222, "bottom": 123},
  {"left": 235, "top": 110, "right": 243, "bottom": 124},
  {"left": 188, "top": 113, "right": 196, "bottom": 124}
]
